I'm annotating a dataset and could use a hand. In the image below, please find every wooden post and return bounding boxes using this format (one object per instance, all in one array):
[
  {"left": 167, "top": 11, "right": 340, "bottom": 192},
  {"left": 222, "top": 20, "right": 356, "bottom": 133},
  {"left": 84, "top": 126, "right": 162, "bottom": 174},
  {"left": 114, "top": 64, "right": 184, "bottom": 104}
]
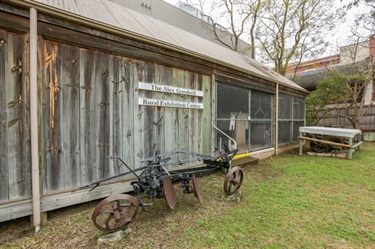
[
  {"left": 348, "top": 137, "right": 353, "bottom": 159},
  {"left": 357, "top": 134, "right": 361, "bottom": 151},
  {"left": 299, "top": 132, "right": 303, "bottom": 155}
]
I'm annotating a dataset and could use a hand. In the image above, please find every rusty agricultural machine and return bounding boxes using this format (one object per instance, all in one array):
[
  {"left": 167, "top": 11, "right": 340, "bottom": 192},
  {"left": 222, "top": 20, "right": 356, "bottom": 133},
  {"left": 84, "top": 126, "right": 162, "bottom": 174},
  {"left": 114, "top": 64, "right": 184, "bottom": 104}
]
[
  {"left": 307, "top": 134, "right": 348, "bottom": 153},
  {"left": 81, "top": 146, "right": 243, "bottom": 232}
]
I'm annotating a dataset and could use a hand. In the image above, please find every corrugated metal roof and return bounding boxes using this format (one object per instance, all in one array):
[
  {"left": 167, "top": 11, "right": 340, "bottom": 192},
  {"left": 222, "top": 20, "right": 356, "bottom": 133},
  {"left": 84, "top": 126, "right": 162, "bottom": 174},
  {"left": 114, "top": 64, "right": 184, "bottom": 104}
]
[{"left": 17, "top": 0, "right": 308, "bottom": 93}]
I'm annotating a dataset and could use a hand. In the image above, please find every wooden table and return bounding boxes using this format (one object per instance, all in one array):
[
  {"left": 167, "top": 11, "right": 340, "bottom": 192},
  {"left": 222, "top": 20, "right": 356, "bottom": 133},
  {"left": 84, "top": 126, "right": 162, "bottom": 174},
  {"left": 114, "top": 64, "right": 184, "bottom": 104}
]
[{"left": 299, "top": 126, "right": 362, "bottom": 159}]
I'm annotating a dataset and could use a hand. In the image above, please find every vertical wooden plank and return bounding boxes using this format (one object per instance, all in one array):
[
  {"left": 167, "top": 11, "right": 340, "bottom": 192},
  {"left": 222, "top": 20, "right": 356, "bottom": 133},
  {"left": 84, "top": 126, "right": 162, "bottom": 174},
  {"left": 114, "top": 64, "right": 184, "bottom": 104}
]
[
  {"left": 7, "top": 33, "right": 30, "bottom": 198},
  {"left": 178, "top": 70, "right": 189, "bottom": 159},
  {"left": 188, "top": 73, "right": 204, "bottom": 155},
  {"left": 143, "top": 63, "right": 155, "bottom": 158},
  {"left": 42, "top": 40, "right": 61, "bottom": 192},
  {"left": 173, "top": 69, "right": 182, "bottom": 152},
  {"left": 189, "top": 73, "right": 202, "bottom": 154},
  {"left": 94, "top": 52, "right": 110, "bottom": 180},
  {"left": 202, "top": 74, "right": 213, "bottom": 154},
  {"left": 120, "top": 57, "right": 135, "bottom": 170},
  {"left": 0, "top": 30, "right": 9, "bottom": 201},
  {"left": 174, "top": 68, "right": 189, "bottom": 165},
  {"left": 38, "top": 35, "right": 47, "bottom": 195},
  {"left": 107, "top": 55, "right": 117, "bottom": 177},
  {"left": 161, "top": 67, "right": 174, "bottom": 155},
  {"left": 133, "top": 61, "right": 147, "bottom": 165},
  {"left": 187, "top": 72, "right": 194, "bottom": 154},
  {"left": 57, "top": 43, "right": 80, "bottom": 188},
  {"left": 153, "top": 64, "right": 166, "bottom": 156},
  {"left": 22, "top": 33, "right": 31, "bottom": 198},
  {"left": 80, "top": 50, "right": 110, "bottom": 183},
  {"left": 164, "top": 68, "right": 180, "bottom": 165},
  {"left": 80, "top": 48, "right": 96, "bottom": 185},
  {"left": 37, "top": 36, "right": 49, "bottom": 194},
  {"left": 196, "top": 74, "right": 205, "bottom": 153}
]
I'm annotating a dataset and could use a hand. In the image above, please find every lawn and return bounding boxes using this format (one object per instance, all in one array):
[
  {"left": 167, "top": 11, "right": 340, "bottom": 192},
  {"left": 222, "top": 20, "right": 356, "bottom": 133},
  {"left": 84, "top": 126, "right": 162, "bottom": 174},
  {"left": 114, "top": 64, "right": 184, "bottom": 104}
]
[{"left": 1, "top": 143, "right": 374, "bottom": 248}]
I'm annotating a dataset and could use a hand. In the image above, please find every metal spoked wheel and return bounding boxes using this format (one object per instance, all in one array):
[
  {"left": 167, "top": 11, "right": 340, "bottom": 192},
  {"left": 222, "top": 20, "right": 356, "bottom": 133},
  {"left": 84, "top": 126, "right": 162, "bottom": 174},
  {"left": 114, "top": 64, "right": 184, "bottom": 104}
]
[
  {"left": 92, "top": 194, "right": 139, "bottom": 232},
  {"left": 223, "top": 166, "right": 243, "bottom": 195}
]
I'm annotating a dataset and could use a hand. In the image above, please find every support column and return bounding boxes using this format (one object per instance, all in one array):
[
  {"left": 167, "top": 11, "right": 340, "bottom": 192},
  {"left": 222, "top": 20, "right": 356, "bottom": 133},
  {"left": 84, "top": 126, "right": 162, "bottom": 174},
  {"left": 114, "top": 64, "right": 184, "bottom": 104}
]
[
  {"left": 299, "top": 132, "right": 303, "bottom": 155},
  {"left": 348, "top": 137, "right": 353, "bottom": 159},
  {"left": 275, "top": 83, "right": 279, "bottom": 155},
  {"left": 30, "top": 7, "right": 41, "bottom": 233}
]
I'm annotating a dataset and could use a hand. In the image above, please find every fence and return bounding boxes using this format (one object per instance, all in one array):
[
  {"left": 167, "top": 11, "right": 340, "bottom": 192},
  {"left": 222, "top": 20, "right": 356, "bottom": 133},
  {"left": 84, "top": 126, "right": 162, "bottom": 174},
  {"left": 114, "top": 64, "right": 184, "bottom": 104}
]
[{"left": 317, "top": 105, "right": 375, "bottom": 131}]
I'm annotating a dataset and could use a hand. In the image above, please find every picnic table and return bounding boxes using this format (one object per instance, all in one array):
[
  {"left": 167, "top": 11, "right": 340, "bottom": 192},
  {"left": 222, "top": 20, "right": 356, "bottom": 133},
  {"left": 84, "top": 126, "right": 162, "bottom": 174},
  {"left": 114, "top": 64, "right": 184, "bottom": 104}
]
[{"left": 298, "top": 126, "right": 362, "bottom": 159}]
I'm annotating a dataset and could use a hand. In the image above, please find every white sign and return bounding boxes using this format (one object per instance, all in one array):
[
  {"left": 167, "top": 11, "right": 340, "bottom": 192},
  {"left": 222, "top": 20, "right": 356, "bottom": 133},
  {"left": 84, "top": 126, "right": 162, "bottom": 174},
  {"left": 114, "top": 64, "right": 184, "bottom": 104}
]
[
  {"left": 138, "top": 82, "right": 203, "bottom": 97},
  {"left": 139, "top": 98, "right": 204, "bottom": 109}
]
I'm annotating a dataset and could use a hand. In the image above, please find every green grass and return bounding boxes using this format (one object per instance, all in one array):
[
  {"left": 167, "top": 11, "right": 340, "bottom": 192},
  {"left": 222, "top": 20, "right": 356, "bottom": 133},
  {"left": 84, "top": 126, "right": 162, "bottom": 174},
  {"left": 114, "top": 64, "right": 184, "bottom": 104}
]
[{"left": 1, "top": 143, "right": 374, "bottom": 248}]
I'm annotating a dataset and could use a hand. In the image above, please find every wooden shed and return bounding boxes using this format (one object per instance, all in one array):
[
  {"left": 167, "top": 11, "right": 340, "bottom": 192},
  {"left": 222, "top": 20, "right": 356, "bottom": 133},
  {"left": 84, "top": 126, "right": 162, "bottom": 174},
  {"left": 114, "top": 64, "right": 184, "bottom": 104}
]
[{"left": 0, "top": 0, "right": 308, "bottom": 228}]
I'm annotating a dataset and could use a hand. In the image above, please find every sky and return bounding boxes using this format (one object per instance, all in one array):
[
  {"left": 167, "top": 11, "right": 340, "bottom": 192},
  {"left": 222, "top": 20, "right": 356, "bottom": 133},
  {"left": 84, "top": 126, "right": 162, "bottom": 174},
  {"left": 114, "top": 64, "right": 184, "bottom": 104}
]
[
  {"left": 163, "top": 0, "right": 372, "bottom": 57},
  {"left": 329, "top": 0, "right": 372, "bottom": 51}
]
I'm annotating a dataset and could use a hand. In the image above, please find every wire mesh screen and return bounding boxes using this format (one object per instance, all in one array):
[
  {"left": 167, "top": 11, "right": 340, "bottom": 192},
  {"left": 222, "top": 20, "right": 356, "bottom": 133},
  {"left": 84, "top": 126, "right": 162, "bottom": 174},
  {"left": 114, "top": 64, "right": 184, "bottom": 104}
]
[
  {"left": 216, "top": 83, "right": 249, "bottom": 119},
  {"left": 278, "top": 120, "right": 292, "bottom": 144},
  {"left": 278, "top": 94, "right": 305, "bottom": 144},
  {"left": 293, "top": 121, "right": 305, "bottom": 141},
  {"left": 279, "top": 94, "right": 292, "bottom": 119},
  {"left": 216, "top": 83, "right": 249, "bottom": 151},
  {"left": 251, "top": 91, "right": 272, "bottom": 119},
  {"left": 250, "top": 121, "right": 272, "bottom": 150},
  {"left": 216, "top": 83, "right": 272, "bottom": 152},
  {"left": 292, "top": 98, "right": 305, "bottom": 141},
  {"left": 293, "top": 97, "right": 305, "bottom": 119},
  {"left": 250, "top": 91, "right": 272, "bottom": 150}
]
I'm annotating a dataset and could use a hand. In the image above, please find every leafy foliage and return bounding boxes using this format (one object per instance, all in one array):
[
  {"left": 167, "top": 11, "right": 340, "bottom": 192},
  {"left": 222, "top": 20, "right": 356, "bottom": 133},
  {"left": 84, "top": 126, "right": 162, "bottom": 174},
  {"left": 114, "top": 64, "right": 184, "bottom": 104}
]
[
  {"left": 306, "top": 70, "right": 368, "bottom": 127},
  {"left": 306, "top": 71, "right": 351, "bottom": 125}
]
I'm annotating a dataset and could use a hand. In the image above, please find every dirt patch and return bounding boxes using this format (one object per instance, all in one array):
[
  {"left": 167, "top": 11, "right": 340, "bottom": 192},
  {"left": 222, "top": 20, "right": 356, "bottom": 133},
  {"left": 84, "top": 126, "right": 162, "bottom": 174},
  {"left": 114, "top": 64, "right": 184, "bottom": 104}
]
[
  {"left": 243, "top": 161, "right": 284, "bottom": 182},
  {"left": 0, "top": 201, "right": 100, "bottom": 247},
  {"left": 0, "top": 216, "right": 33, "bottom": 244}
]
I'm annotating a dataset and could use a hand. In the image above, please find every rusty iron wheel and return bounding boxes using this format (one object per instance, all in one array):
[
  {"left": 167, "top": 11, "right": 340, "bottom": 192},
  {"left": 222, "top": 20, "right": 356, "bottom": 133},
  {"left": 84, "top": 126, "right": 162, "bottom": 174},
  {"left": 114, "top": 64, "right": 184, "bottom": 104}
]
[
  {"left": 163, "top": 177, "right": 177, "bottom": 209},
  {"left": 191, "top": 174, "right": 202, "bottom": 203},
  {"left": 91, "top": 194, "right": 139, "bottom": 232},
  {"left": 224, "top": 166, "right": 243, "bottom": 195}
]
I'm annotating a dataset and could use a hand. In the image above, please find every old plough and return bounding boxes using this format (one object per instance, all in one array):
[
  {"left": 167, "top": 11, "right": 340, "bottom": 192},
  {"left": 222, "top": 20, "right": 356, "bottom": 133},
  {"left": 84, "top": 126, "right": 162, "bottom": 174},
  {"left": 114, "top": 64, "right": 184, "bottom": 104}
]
[{"left": 81, "top": 146, "right": 243, "bottom": 232}]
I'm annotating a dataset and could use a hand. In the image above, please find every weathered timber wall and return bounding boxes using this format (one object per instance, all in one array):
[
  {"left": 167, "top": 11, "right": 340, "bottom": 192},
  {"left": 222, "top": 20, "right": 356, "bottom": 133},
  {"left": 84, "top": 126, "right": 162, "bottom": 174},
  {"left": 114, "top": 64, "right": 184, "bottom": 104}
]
[
  {"left": 39, "top": 39, "right": 208, "bottom": 194},
  {"left": 317, "top": 105, "right": 375, "bottom": 131},
  {"left": 0, "top": 30, "right": 31, "bottom": 202},
  {"left": 0, "top": 31, "right": 210, "bottom": 201}
]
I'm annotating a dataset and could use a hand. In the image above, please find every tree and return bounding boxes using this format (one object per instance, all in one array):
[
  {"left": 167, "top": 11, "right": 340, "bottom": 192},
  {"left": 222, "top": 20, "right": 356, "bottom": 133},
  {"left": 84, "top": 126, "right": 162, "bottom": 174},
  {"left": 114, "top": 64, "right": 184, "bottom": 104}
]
[
  {"left": 344, "top": 70, "right": 370, "bottom": 129},
  {"left": 306, "top": 71, "right": 351, "bottom": 126},
  {"left": 243, "top": 0, "right": 263, "bottom": 59},
  {"left": 210, "top": 0, "right": 251, "bottom": 52},
  {"left": 188, "top": 0, "right": 265, "bottom": 58},
  {"left": 336, "top": 2, "right": 375, "bottom": 128},
  {"left": 346, "top": 0, "right": 375, "bottom": 34},
  {"left": 255, "top": 0, "right": 342, "bottom": 75},
  {"left": 190, "top": 0, "right": 343, "bottom": 74},
  {"left": 306, "top": 67, "right": 371, "bottom": 129}
]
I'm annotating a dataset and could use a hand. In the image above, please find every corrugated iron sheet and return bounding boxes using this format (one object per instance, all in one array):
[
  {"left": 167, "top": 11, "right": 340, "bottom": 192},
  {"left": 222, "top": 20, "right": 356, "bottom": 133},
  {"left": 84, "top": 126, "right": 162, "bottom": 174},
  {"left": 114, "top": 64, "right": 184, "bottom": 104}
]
[{"left": 30, "top": 0, "right": 307, "bottom": 92}]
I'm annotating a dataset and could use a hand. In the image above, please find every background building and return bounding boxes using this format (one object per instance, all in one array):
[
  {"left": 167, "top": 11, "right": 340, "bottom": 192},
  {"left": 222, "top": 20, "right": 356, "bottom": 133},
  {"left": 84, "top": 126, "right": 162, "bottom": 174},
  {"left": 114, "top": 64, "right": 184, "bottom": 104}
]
[
  {"left": 112, "top": 0, "right": 252, "bottom": 56},
  {"left": 286, "top": 35, "right": 375, "bottom": 105},
  {"left": 286, "top": 36, "right": 375, "bottom": 133}
]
